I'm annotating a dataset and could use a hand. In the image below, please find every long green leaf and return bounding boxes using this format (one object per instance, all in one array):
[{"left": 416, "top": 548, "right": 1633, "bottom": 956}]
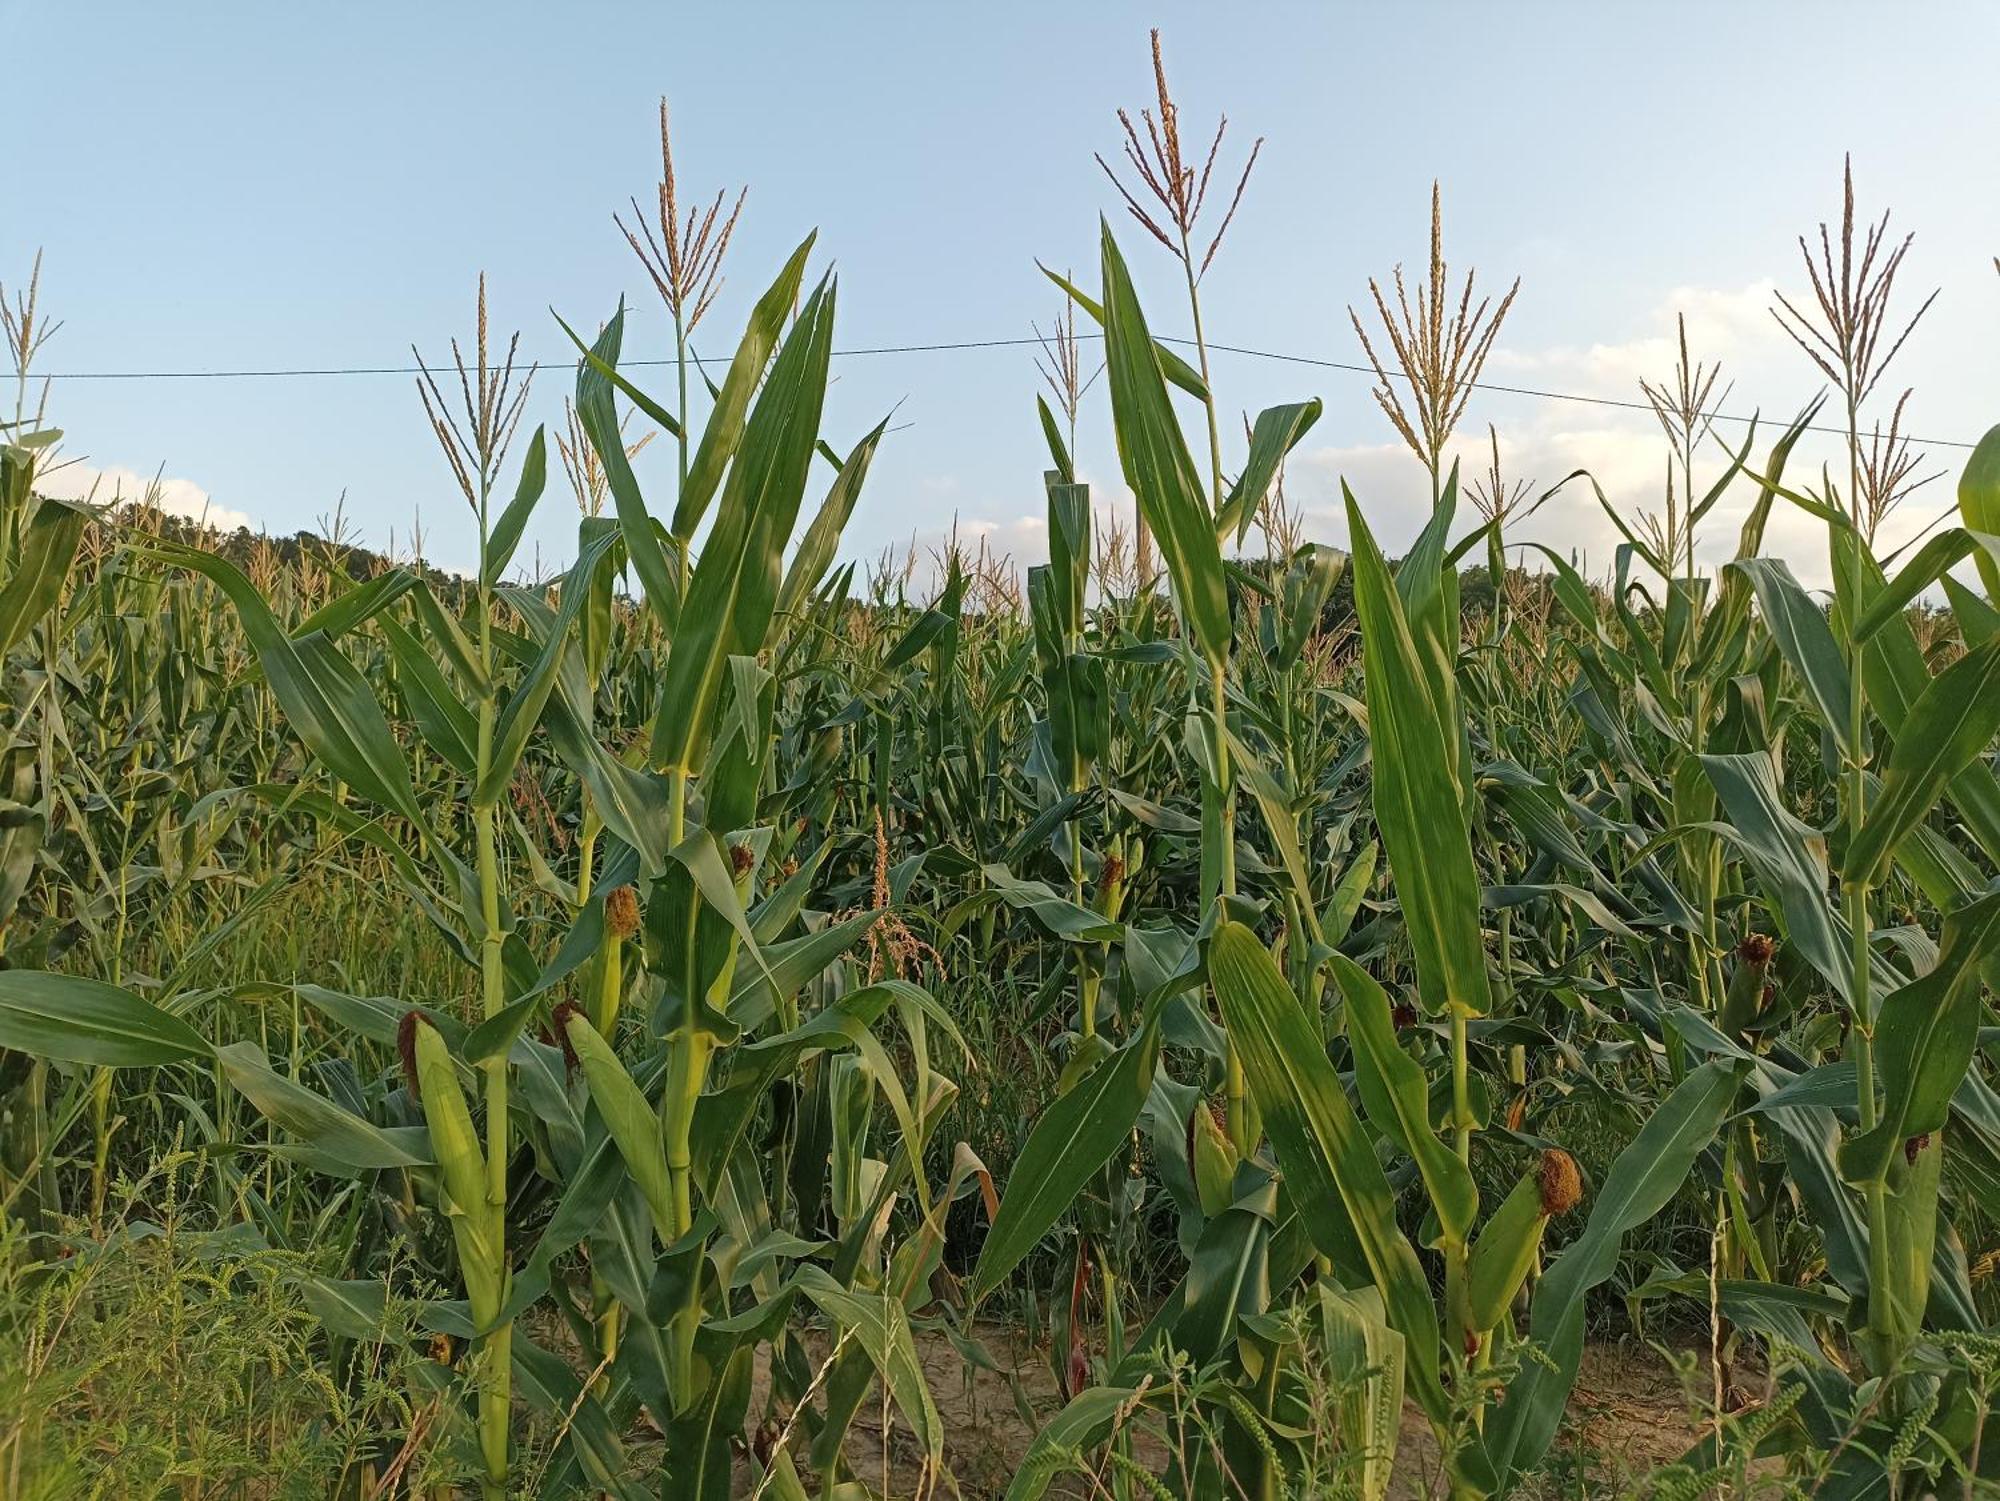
[
  {"left": 970, "top": 1021, "right": 1159, "bottom": 1301},
  {"left": 1728, "top": 556, "right": 1857, "bottom": 756},
  {"left": 1217, "top": 399, "right": 1322, "bottom": 545},
  {"left": 1840, "top": 891, "right": 2000, "bottom": 1186},
  {"left": 1334, "top": 953, "right": 1478, "bottom": 1244},
  {"left": 1098, "top": 223, "right": 1231, "bottom": 667},
  {"left": 0, "top": 495, "right": 85, "bottom": 654},
  {"left": 1843, "top": 638, "right": 2000, "bottom": 884},
  {"left": 1346, "top": 493, "right": 1491, "bottom": 1017},
  {"left": 794, "top": 1265, "right": 943, "bottom": 1467},
  {"left": 1207, "top": 920, "right": 1447, "bottom": 1422},
  {"left": 480, "top": 425, "right": 546, "bottom": 588},
  {"left": 218, "top": 1041, "right": 431, "bottom": 1173},
  {"left": 674, "top": 234, "right": 818, "bottom": 539},
  {"left": 650, "top": 278, "right": 836, "bottom": 773},
  {"left": 149, "top": 541, "right": 422, "bottom": 824},
  {"left": 1958, "top": 422, "right": 2000, "bottom": 597},
  {"left": 0, "top": 971, "right": 211, "bottom": 1067}
]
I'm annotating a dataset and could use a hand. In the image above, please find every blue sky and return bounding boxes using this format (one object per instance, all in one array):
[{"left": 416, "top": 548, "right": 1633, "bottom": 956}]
[{"left": 12, "top": 1, "right": 2000, "bottom": 586}]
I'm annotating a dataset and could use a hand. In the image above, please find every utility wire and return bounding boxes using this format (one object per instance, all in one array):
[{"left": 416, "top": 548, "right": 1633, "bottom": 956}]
[
  {"left": 31, "top": 336, "right": 1060, "bottom": 379},
  {"left": 28, "top": 330, "right": 1980, "bottom": 450}
]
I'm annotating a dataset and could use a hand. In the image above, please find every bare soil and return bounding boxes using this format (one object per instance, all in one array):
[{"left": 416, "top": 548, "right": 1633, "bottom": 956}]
[{"left": 734, "top": 1324, "right": 1714, "bottom": 1499}]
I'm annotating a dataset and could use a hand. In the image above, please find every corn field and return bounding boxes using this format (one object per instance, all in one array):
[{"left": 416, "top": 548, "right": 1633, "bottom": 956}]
[{"left": 5, "top": 52, "right": 2000, "bottom": 1501}]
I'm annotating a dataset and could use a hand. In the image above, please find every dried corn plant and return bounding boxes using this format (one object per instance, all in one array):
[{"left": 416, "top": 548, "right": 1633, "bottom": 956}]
[
  {"left": 403, "top": 506, "right": 430, "bottom": 571},
  {"left": 1466, "top": 423, "right": 1534, "bottom": 531},
  {"left": 1350, "top": 183, "right": 1519, "bottom": 500},
  {"left": 936, "top": 527, "right": 1022, "bottom": 620},
  {"left": 1, "top": 249, "right": 79, "bottom": 561},
  {"left": 1091, "top": 500, "right": 1139, "bottom": 602},
  {"left": 1035, "top": 281, "right": 1104, "bottom": 456},
  {"left": 865, "top": 538, "right": 922, "bottom": 607},
  {"left": 1033, "top": 285, "right": 1127, "bottom": 579},
  {"left": 1770, "top": 154, "right": 1937, "bottom": 524},
  {"left": 1466, "top": 423, "right": 1540, "bottom": 621},
  {"left": 3, "top": 250, "right": 61, "bottom": 435}
]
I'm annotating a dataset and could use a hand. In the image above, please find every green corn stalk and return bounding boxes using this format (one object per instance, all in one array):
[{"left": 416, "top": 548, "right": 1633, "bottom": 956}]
[
  {"left": 1679, "top": 427, "right": 2000, "bottom": 1478},
  {"left": 1098, "top": 221, "right": 1246, "bottom": 1152},
  {"left": 557, "top": 233, "right": 977, "bottom": 1494},
  {"left": 406, "top": 1012, "right": 508, "bottom": 1480},
  {"left": 0, "top": 415, "right": 86, "bottom": 1243}
]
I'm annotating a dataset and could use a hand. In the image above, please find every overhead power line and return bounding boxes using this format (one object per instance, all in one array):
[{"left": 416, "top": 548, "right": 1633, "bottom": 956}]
[
  {"left": 32, "top": 335, "right": 1059, "bottom": 380},
  {"left": 28, "top": 331, "right": 1980, "bottom": 450}
]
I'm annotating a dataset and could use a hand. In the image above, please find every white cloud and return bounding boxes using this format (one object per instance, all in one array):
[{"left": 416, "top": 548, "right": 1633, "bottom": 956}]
[
  {"left": 37, "top": 460, "right": 254, "bottom": 533},
  {"left": 1491, "top": 280, "right": 1783, "bottom": 397}
]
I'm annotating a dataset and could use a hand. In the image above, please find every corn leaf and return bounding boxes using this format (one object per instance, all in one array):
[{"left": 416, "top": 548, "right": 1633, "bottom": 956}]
[
  {"left": 1728, "top": 557, "right": 1859, "bottom": 757},
  {"left": 1840, "top": 891, "right": 2000, "bottom": 1187},
  {"left": 1843, "top": 638, "right": 2000, "bottom": 885},
  {"left": 1216, "top": 399, "right": 1322, "bottom": 545},
  {"left": 674, "top": 234, "right": 819, "bottom": 539},
  {"left": 0, "top": 495, "right": 85, "bottom": 655},
  {"left": 795, "top": 1265, "right": 943, "bottom": 1468},
  {"left": 1207, "top": 920, "right": 1447, "bottom": 1423},
  {"left": 562, "top": 1012, "right": 677, "bottom": 1241},
  {"left": 1346, "top": 493, "right": 1491, "bottom": 1017},
  {"left": 150, "top": 541, "right": 423, "bottom": 825},
  {"left": 1037, "top": 260, "right": 1209, "bottom": 401},
  {"left": 1333, "top": 953, "right": 1478, "bottom": 1244},
  {"left": 479, "top": 425, "right": 546, "bottom": 589},
  {"left": 0, "top": 971, "right": 212, "bottom": 1067},
  {"left": 1098, "top": 223, "right": 1232, "bottom": 668},
  {"left": 650, "top": 278, "right": 836, "bottom": 774},
  {"left": 218, "top": 1041, "right": 432, "bottom": 1173},
  {"left": 1958, "top": 422, "right": 2000, "bottom": 597},
  {"left": 971, "top": 1019, "right": 1160, "bottom": 1301}
]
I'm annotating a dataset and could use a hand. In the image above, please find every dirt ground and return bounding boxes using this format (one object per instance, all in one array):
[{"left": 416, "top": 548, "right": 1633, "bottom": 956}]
[{"left": 739, "top": 1324, "right": 1716, "bottom": 1499}]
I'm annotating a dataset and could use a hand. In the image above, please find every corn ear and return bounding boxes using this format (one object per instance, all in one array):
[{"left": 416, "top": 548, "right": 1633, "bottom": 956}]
[
  {"left": 1465, "top": 1168, "right": 1550, "bottom": 1333},
  {"left": 561, "top": 1008, "right": 677, "bottom": 1242},
  {"left": 1189, "top": 1101, "right": 1238, "bottom": 1218},
  {"left": 411, "top": 1017, "right": 501, "bottom": 1316}
]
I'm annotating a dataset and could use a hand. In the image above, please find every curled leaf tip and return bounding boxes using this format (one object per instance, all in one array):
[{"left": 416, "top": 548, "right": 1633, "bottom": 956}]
[{"left": 1538, "top": 1148, "right": 1583, "bottom": 1216}]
